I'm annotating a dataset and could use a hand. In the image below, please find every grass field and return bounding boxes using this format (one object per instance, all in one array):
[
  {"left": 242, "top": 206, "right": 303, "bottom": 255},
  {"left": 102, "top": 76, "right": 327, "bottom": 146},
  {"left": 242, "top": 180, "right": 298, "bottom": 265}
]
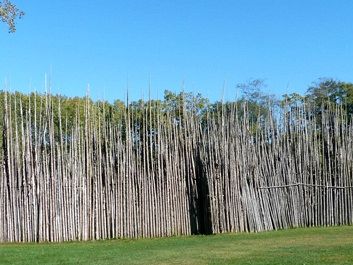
[{"left": 1, "top": 226, "right": 353, "bottom": 265}]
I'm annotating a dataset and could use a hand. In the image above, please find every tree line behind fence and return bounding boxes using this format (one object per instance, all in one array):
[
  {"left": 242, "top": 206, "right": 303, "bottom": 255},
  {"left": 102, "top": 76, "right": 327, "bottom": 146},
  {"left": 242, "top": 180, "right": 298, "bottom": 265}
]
[{"left": 1, "top": 87, "right": 353, "bottom": 242}]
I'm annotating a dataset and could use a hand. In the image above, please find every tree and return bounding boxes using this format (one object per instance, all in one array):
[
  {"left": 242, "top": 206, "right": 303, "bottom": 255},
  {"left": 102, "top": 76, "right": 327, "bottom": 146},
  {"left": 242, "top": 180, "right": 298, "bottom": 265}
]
[
  {"left": 236, "top": 79, "right": 277, "bottom": 124},
  {"left": 306, "top": 78, "right": 353, "bottom": 116},
  {"left": 0, "top": 0, "right": 24, "bottom": 33},
  {"left": 163, "top": 90, "right": 209, "bottom": 119}
]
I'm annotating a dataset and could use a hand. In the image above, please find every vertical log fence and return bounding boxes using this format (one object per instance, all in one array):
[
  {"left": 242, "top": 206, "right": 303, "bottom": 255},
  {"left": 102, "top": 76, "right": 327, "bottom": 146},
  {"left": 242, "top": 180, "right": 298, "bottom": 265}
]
[{"left": 0, "top": 92, "right": 353, "bottom": 242}]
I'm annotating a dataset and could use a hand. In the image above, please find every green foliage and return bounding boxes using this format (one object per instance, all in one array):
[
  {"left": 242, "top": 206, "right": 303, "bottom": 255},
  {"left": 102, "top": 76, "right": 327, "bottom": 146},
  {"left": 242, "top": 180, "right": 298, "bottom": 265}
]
[
  {"left": 0, "top": 0, "right": 24, "bottom": 33},
  {"left": 306, "top": 78, "right": 353, "bottom": 115},
  {"left": 281, "top": 93, "right": 305, "bottom": 107},
  {"left": 236, "top": 79, "right": 277, "bottom": 124},
  {"left": 163, "top": 90, "right": 210, "bottom": 119},
  {"left": 1, "top": 77, "right": 353, "bottom": 144}
]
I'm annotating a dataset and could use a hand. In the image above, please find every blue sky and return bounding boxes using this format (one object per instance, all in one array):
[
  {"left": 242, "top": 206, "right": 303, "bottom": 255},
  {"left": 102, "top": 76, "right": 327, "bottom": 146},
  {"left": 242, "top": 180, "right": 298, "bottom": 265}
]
[{"left": 1, "top": 0, "right": 353, "bottom": 102}]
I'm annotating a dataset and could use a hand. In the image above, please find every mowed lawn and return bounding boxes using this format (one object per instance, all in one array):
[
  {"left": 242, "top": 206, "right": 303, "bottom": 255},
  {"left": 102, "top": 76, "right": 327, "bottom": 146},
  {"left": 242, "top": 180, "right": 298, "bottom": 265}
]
[{"left": 1, "top": 226, "right": 353, "bottom": 265}]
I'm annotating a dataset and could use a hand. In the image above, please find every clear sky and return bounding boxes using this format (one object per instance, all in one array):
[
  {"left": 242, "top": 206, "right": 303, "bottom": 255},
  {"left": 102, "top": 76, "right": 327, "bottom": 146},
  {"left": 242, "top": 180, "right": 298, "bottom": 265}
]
[{"left": 1, "top": 0, "right": 353, "bottom": 102}]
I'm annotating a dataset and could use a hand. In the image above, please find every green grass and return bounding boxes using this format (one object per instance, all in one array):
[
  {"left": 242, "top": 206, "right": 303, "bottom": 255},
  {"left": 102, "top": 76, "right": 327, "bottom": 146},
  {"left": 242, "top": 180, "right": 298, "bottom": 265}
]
[{"left": 1, "top": 226, "right": 353, "bottom": 265}]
